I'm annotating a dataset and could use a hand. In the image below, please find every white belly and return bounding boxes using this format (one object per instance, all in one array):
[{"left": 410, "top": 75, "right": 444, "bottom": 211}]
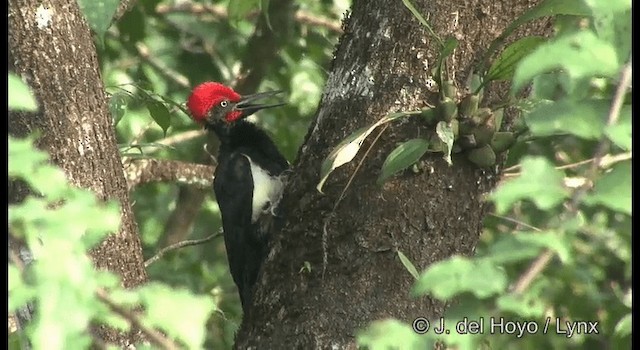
[{"left": 243, "top": 155, "right": 285, "bottom": 223}]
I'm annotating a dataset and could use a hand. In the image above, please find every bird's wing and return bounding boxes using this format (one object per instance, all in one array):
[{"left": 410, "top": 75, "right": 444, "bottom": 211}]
[{"left": 213, "top": 152, "right": 263, "bottom": 309}]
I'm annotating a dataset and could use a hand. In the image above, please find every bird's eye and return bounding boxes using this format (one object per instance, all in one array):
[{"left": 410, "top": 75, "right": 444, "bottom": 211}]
[{"left": 220, "top": 100, "right": 228, "bottom": 108}]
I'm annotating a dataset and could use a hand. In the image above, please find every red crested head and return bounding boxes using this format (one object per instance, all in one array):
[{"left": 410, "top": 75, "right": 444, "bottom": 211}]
[{"left": 186, "top": 82, "right": 242, "bottom": 124}]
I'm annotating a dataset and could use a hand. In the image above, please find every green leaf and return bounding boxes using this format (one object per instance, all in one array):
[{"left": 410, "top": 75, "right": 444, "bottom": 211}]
[
  {"left": 496, "top": 283, "right": 547, "bottom": 318},
  {"left": 414, "top": 256, "right": 507, "bottom": 299},
  {"left": 440, "top": 37, "right": 458, "bottom": 61},
  {"left": 228, "top": 0, "right": 260, "bottom": 24},
  {"left": 433, "top": 37, "right": 459, "bottom": 86},
  {"left": 8, "top": 332, "right": 29, "bottom": 350},
  {"left": 614, "top": 313, "right": 631, "bottom": 337},
  {"left": 8, "top": 136, "right": 49, "bottom": 179},
  {"left": 139, "top": 283, "right": 216, "bottom": 349},
  {"left": 476, "top": 0, "right": 591, "bottom": 75},
  {"left": 9, "top": 137, "right": 70, "bottom": 199},
  {"left": 317, "top": 111, "right": 422, "bottom": 193},
  {"left": 516, "top": 0, "right": 591, "bottom": 24},
  {"left": 397, "top": 251, "right": 420, "bottom": 281},
  {"left": 487, "top": 231, "right": 571, "bottom": 264},
  {"left": 490, "top": 157, "right": 569, "bottom": 214},
  {"left": 604, "top": 105, "right": 631, "bottom": 150},
  {"left": 357, "top": 319, "right": 427, "bottom": 350},
  {"left": 435, "top": 121, "right": 454, "bottom": 165},
  {"left": 487, "top": 36, "right": 546, "bottom": 82},
  {"left": 377, "top": 139, "right": 429, "bottom": 185},
  {"left": 584, "top": 160, "right": 631, "bottom": 215},
  {"left": 512, "top": 31, "right": 619, "bottom": 93},
  {"left": 8, "top": 264, "right": 35, "bottom": 312},
  {"left": 76, "top": 0, "right": 120, "bottom": 40},
  {"left": 8, "top": 73, "right": 38, "bottom": 112},
  {"left": 436, "top": 299, "right": 487, "bottom": 349},
  {"left": 146, "top": 100, "right": 172, "bottom": 135},
  {"left": 530, "top": 72, "right": 571, "bottom": 100},
  {"left": 525, "top": 99, "right": 609, "bottom": 139},
  {"left": 593, "top": 9, "right": 631, "bottom": 65},
  {"left": 108, "top": 92, "right": 129, "bottom": 126},
  {"left": 583, "top": 0, "right": 631, "bottom": 14},
  {"left": 400, "top": 0, "right": 441, "bottom": 46},
  {"left": 260, "top": 0, "right": 273, "bottom": 31}
]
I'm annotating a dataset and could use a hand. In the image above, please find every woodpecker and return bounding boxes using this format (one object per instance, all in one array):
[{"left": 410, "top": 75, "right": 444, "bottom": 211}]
[{"left": 186, "top": 82, "right": 289, "bottom": 314}]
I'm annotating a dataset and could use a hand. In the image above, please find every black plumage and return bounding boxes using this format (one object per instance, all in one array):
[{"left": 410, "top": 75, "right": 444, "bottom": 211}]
[{"left": 208, "top": 119, "right": 289, "bottom": 313}]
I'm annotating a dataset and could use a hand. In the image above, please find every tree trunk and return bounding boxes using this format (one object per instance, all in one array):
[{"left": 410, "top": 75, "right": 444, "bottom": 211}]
[
  {"left": 8, "top": 0, "right": 147, "bottom": 346},
  {"left": 236, "top": 0, "right": 549, "bottom": 348}
]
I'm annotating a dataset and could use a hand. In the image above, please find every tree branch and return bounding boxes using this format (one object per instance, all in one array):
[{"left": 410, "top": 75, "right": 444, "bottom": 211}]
[
  {"left": 95, "top": 289, "right": 180, "bottom": 350},
  {"left": 113, "top": 0, "right": 137, "bottom": 24},
  {"left": 135, "top": 42, "right": 190, "bottom": 89},
  {"left": 155, "top": 2, "right": 344, "bottom": 34},
  {"left": 146, "top": 130, "right": 207, "bottom": 154},
  {"left": 123, "top": 158, "right": 214, "bottom": 190},
  {"left": 502, "top": 152, "right": 632, "bottom": 177},
  {"left": 144, "top": 230, "right": 222, "bottom": 267}
]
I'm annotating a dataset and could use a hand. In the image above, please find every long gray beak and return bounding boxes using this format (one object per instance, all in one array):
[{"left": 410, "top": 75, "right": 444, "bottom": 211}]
[{"left": 235, "top": 90, "right": 286, "bottom": 117}]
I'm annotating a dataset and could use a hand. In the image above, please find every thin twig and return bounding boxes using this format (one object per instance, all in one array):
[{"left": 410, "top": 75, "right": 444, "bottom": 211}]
[
  {"left": 294, "top": 11, "right": 343, "bottom": 34},
  {"left": 155, "top": 3, "right": 344, "bottom": 34},
  {"left": 511, "top": 59, "right": 632, "bottom": 295},
  {"left": 131, "top": 121, "right": 156, "bottom": 145},
  {"left": 135, "top": 42, "right": 190, "bottom": 89},
  {"left": 489, "top": 213, "right": 542, "bottom": 232},
  {"left": 511, "top": 250, "right": 553, "bottom": 294},
  {"left": 95, "top": 289, "right": 181, "bottom": 350},
  {"left": 569, "top": 59, "right": 631, "bottom": 209},
  {"left": 503, "top": 152, "right": 632, "bottom": 176},
  {"left": 337, "top": 124, "right": 389, "bottom": 206},
  {"left": 144, "top": 230, "right": 222, "bottom": 267},
  {"left": 148, "top": 130, "right": 207, "bottom": 152}
]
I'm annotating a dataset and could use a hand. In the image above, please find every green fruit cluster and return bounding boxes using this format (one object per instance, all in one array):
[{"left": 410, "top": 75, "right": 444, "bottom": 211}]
[{"left": 419, "top": 79, "right": 524, "bottom": 168}]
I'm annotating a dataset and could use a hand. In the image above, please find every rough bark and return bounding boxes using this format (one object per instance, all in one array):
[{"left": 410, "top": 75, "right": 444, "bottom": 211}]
[
  {"left": 236, "top": 0, "right": 550, "bottom": 348},
  {"left": 8, "top": 0, "right": 147, "bottom": 346}
]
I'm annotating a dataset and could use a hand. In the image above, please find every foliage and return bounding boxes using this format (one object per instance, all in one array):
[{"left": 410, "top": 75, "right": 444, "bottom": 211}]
[
  {"left": 357, "top": 0, "right": 631, "bottom": 349},
  {"left": 8, "top": 73, "right": 39, "bottom": 112},
  {"left": 8, "top": 133, "right": 215, "bottom": 349}
]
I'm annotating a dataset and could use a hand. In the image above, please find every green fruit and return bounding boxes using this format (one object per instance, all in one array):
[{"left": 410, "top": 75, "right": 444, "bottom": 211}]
[
  {"left": 458, "top": 119, "right": 475, "bottom": 135},
  {"left": 490, "top": 132, "right": 516, "bottom": 153},
  {"left": 457, "top": 134, "right": 477, "bottom": 150},
  {"left": 472, "top": 123, "right": 495, "bottom": 146},
  {"left": 458, "top": 94, "right": 479, "bottom": 119},
  {"left": 442, "top": 80, "right": 457, "bottom": 99},
  {"left": 472, "top": 107, "right": 493, "bottom": 125},
  {"left": 467, "top": 144, "right": 496, "bottom": 167},
  {"left": 467, "top": 73, "right": 484, "bottom": 100},
  {"left": 420, "top": 107, "right": 438, "bottom": 124},
  {"left": 438, "top": 97, "right": 458, "bottom": 122}
]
